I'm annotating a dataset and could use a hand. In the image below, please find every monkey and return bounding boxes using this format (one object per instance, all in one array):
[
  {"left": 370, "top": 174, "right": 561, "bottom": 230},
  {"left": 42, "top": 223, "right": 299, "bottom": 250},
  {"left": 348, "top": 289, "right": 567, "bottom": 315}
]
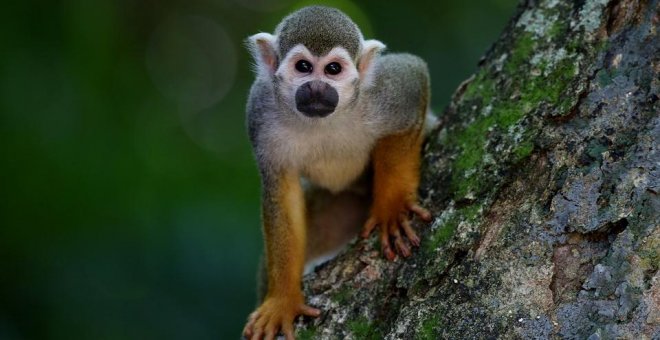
[{"left": 242, "top": 6, "right": 433, "bottom": 339}]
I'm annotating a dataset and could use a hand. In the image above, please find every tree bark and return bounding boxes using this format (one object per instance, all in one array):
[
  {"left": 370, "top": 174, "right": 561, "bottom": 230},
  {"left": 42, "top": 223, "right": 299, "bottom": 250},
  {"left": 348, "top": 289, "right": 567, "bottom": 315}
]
[{"left": 296, "top": 0, "right": 659, "bottom": 338}]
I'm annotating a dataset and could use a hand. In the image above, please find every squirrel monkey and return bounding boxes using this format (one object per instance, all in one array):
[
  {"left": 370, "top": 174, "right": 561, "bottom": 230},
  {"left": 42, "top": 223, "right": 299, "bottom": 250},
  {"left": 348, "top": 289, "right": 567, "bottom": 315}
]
[{"left": 243, "top": 6, "right": 433, "bottom": 339}]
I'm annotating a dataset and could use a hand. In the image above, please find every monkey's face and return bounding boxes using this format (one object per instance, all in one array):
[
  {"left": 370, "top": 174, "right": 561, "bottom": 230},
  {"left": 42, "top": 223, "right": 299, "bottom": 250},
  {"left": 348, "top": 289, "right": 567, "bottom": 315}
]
[{"left": 275, "top": 45, "right": 359, "bottom": 118}]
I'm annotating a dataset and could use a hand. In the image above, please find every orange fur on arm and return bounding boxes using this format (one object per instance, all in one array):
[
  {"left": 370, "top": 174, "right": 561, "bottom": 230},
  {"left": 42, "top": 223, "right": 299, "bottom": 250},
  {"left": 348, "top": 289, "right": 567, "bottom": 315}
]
[
  {"left": 370, "top": 127, "right": 424, "bottom": 217},
  {"left": 262, "top": 170, "right": 307, "bottom": 299}
]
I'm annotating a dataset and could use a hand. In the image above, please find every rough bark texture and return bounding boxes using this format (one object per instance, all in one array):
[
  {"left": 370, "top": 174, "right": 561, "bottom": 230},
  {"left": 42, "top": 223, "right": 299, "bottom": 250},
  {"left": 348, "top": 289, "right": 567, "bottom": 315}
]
[{"left": 296, "top": 0, "right": 659, "bottom": 338}]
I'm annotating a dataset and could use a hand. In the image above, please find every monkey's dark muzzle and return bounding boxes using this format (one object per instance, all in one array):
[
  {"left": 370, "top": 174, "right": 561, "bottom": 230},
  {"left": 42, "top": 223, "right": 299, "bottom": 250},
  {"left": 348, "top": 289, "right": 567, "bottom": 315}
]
[{"left": 295, "top": 81, "right": 339, "bottom": 118}]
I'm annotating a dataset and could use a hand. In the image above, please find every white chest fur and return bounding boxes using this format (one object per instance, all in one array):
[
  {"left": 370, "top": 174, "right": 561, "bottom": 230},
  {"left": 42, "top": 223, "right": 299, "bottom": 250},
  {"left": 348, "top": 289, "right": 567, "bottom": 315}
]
[{"left": 267, "top": 113, "right": 377, "bottom": 193}]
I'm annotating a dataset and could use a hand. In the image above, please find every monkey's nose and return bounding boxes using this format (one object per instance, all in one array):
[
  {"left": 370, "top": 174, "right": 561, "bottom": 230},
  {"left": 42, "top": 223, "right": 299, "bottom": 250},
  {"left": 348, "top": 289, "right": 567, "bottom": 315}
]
[{"left": 295, "top": 81, "right": 339, "bottom": 118}]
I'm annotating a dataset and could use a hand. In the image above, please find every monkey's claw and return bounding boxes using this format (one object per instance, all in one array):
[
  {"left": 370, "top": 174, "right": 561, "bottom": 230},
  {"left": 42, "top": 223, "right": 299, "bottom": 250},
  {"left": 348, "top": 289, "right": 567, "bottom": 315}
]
[
  {"left": 361, "top": 202, "right": 432, "bottom": 260},
  {"left": 242, "top": 296, "right": 320, "bottom": 340}
]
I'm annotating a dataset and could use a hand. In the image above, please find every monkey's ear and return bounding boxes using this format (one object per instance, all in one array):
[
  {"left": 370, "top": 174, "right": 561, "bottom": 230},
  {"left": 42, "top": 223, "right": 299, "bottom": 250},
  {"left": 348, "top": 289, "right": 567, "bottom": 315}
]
[
  {"left": 247, "top": 33, "right": 278, "bottom": 76},
  {"left": 358, "top": 39, "right": 386, "bottom": 78}
]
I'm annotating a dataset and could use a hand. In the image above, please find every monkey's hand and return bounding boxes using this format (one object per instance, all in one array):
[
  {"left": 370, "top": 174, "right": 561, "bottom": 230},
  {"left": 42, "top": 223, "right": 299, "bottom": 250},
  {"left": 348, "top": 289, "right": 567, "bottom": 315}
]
[
  {"left": 361, "top": 131, "right": 432, "bottom": 260},
  {"left": 242, "top": 292, "right": 320, "bottom": 340}
]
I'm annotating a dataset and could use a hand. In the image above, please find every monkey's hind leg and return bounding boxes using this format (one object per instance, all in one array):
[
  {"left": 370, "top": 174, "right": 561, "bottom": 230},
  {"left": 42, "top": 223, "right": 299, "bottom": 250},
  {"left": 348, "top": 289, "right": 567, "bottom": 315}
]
[
  {"left": 362, "top": 128, "right": 432, "bottom": 260},
  {"left": 304, "top": 186, "right": 370, "bottom": 272}
]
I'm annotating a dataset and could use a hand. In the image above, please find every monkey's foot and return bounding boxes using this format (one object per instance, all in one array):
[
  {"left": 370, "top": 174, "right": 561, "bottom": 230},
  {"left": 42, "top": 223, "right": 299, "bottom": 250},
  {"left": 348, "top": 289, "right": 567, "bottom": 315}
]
[
  {"left": 242, "top": 295, "right": 320, "bottom": 340},
  {"left": 361, "top": 202, "right": 432, "bottom": 260}
]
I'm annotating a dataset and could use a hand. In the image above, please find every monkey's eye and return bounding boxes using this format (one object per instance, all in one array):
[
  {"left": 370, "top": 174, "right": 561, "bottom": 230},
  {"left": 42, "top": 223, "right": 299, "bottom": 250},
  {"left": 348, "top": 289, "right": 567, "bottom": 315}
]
[
  {"left": 325, "top": 62, "right": 342, "bottom": 75},
  {"left": 295, "top": 60, "right": 313, "bottom": 73}
]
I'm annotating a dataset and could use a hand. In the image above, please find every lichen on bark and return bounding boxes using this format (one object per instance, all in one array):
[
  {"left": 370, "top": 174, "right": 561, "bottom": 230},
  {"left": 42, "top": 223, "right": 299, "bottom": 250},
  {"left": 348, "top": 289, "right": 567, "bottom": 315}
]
[{"left": 297, "top": 0, "right": 659, "bottom": 338}]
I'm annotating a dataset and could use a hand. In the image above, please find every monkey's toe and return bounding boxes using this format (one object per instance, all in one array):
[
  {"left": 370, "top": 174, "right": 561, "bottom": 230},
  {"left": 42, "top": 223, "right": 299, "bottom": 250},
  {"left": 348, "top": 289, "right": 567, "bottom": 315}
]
[
  {"left": 408, "top": 203, "right": 432, "bottom": 221},
  {"left": 399, "top": 213, "right": 420, "bottom": 246},
  {"left": 379, "top": 225, "right": 396, "bottom": 260}
]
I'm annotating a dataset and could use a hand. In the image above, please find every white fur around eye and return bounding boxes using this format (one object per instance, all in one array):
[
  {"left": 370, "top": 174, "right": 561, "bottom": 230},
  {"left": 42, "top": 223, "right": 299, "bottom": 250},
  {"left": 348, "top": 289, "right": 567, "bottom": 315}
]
[
  {"left": 314, "top": 47, "right": 359, "bottom": 112},
  {"left": 277, "top": 45, "right": 314, "bottom": 81},
  {"left": 273, "top": 45, "right": 363, "bottom": 115}
]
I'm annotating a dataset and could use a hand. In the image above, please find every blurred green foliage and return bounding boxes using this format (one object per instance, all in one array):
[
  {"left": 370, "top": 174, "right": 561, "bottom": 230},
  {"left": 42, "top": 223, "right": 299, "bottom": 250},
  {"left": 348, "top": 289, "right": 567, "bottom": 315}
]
[{"left": 0, "top": 0, "right": 516, "bottom": 338}]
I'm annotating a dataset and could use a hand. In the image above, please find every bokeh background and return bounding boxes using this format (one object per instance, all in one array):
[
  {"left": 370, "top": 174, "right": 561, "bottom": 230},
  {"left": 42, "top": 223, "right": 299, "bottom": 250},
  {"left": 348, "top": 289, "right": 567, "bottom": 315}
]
[{"left": 0, "top": 0, "right": 517, "bottom": 338}]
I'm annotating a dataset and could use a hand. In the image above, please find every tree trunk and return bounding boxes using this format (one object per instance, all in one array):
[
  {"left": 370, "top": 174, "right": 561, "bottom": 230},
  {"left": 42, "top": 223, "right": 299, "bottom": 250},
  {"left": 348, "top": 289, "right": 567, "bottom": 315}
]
[{"left": 296, "top": 0, "right": 659, "bottom": 338}]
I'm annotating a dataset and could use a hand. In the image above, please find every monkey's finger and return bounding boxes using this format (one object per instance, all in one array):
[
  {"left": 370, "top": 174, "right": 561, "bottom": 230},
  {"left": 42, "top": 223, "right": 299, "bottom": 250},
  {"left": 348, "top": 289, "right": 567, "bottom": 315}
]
[
  {"left": 247, "top": 311, "right": 259, "bottom": 324},
  {"left": 390, "top": 226, "right": 411, "bottom": 257},
  {"left": 264, "top": 330, "right": 275, "bottom": 340},
  {"left": 250, "top": 327, "right": 263, "bottom": 340},
  {"left": 242, "top": 324, "right": 253, "bottom": 339},
  {"left": 251, "top": 315, "right": 268, "bottom": 340},
  {"left": 361, "top": 216, "right": 378, "bottom": 238},
  {"left": 299, "top": 304, "right": 321, "bottom": 317},
  {"left": 282, "top": 322, "right": 295, "bottom": 340},
  {"left": 243, "top": 312, "right": 259, "bottom": 338},
  {"left": 399, "top": 214, "right": 420, "bottom": 247},
  {"left": 263, "top": 322, "right": 277, "bottom": 340},
  {"left": 408, "top": 203, "right": 432, "bottom": 221},
  {"left": 242, "top": 324, "right": 252, "bottom": 339},
  {"left": 380, "top": 225, "right": 396, "bottom": 261}
]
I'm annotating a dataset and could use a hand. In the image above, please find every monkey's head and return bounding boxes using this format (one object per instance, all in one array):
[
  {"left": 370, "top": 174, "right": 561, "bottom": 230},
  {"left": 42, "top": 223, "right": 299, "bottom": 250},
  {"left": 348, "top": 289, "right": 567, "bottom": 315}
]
[{"left": 247, "top": 6, "right": 385, "bottom": 118}]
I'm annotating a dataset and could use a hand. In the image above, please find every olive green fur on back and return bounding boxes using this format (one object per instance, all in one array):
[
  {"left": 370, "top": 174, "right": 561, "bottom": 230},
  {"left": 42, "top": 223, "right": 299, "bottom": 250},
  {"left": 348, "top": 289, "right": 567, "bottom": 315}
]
[{"left": 275, "top": 6, "right": 361, "bottom": 60}]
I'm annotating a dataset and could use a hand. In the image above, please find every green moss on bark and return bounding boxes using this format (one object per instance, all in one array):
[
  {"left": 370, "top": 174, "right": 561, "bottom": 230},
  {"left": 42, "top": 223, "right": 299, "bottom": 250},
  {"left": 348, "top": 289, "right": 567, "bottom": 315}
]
[
  {"left": 348, "top": 317, "right": 381, "bottom": 340},
  {"left": 297, "top": 326, "right": 317, "bottom": 340},
  {"left": 416, "top": 314, "right": 441, "bottom": 340}
]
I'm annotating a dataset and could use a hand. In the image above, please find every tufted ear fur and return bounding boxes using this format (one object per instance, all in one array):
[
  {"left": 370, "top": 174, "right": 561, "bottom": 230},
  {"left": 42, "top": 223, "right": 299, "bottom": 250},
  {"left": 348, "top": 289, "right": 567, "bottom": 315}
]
[
  {"left": 357, "top": 39, "right": 386, "bottom": 82},
  {"left": 247, "top": 33, "right": 278, "bottom": 77}
]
